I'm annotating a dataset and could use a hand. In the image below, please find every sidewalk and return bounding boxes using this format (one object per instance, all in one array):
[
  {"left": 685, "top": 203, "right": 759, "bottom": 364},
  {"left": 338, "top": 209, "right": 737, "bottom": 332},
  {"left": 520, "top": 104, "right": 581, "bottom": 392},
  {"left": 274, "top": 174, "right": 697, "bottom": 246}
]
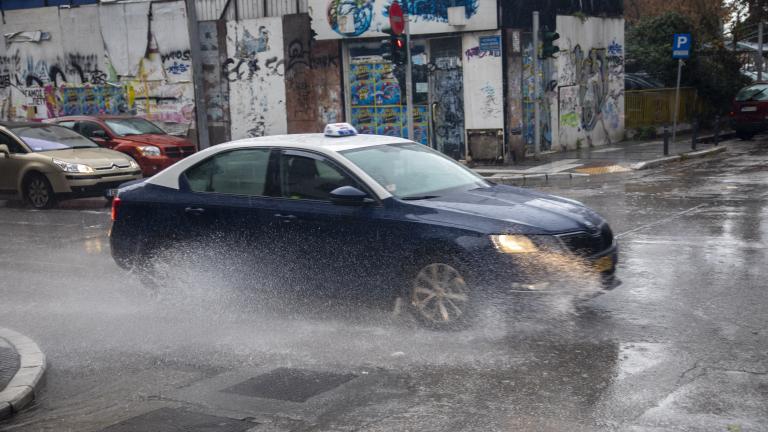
[
  {"left": 473, "top": 130, "right": 735, "bottom": 184},
  {"left": 0, "top": 328, "right": 46, "bottom": 420}
]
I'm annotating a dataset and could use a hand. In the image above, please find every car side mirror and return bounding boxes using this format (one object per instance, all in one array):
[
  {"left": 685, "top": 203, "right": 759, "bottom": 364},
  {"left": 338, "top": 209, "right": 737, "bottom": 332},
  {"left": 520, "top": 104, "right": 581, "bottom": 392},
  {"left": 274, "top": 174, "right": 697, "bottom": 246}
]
[
  {"left": 0, "top": 144, "right": 9, "bottom": 158},
  {"left": 91, "top": 130, "right": 108, "bottom": 140},
  {"left": 330, "top": 186, "right": 374, "bottom": 206}
]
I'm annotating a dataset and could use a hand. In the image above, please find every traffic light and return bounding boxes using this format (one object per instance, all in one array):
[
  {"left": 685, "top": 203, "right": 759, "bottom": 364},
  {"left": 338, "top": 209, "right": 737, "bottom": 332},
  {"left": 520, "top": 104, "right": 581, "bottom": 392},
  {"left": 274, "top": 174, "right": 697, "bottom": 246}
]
[
  {"left": 541, "top": 27, "right": 560, "bottom": 59},
  {"left": 391, "top": 34, "right": 407, "bottom": 66}
]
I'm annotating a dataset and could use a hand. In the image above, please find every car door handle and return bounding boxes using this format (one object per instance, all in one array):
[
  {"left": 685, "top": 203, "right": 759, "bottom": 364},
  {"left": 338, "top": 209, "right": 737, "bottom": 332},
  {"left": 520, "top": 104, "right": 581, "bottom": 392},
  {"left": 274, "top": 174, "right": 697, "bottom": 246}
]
[
  {"left": 184, "top": 207, "right": 206, "bottom": 216},
  {"left": 274, "top": 213, "right": 297, "bottom": 222}
]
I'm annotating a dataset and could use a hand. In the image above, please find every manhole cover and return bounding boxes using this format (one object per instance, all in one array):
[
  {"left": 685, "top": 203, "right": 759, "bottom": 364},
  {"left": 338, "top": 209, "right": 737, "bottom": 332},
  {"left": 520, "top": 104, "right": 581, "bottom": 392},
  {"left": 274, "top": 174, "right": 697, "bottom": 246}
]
[
  {"left": 222, "top": 368, "right": 357, "bottom": 403},
  {"left": 99, "top": 408, "right": 253, "bottom": 432}
]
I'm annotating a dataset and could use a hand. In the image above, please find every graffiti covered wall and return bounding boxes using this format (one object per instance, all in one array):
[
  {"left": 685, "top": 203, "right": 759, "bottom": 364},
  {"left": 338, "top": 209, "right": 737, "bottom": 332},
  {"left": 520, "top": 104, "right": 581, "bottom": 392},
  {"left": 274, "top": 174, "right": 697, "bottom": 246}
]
[
  {"left": 0, "top": 2, "right": 196, "bottom": 137},
  {"left": 309, "top": 0, "right": 497, "bottom": 40},
  {"left": 282, "top": 14, "right": 344, "bottom": 134},
  {"left": 461, "top": 30, "right": 503, "bottom": 130},
  {"left": 553, "top": 15, "right": 624, "bottom": 150}
]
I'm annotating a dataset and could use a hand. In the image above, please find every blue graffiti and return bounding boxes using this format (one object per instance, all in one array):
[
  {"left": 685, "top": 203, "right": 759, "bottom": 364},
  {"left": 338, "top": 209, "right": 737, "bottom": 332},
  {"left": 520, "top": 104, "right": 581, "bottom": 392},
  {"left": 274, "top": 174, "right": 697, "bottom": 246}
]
[
  {"left": 607, "top": 40, "right": 623, "bottom": 56},
  {"left": 327, "top": 0, "right": 374, "bottom": 37},
  {"left": 382, "top": 0, "right": 478, "bottom": 23}
]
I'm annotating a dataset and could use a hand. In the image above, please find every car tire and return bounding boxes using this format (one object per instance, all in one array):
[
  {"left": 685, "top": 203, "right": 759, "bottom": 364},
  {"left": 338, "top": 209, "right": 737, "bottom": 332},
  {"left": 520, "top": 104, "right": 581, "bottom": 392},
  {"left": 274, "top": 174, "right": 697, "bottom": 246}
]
[
  {"left": 405, "top": 258, "right": 474, "bottom": 330},
  {"left": 736, "top": 131, "right": 755, "bottom": 140},
  {"left": 23, "top": 173, "right": 57, "bottom": 209}
]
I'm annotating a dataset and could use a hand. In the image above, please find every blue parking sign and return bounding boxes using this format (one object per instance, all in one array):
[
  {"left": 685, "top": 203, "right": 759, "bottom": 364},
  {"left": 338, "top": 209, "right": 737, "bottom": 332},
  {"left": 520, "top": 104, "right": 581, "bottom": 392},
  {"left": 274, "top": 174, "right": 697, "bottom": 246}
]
[{"left": 673, "top": 33, "right": 691, "bottom": 59}]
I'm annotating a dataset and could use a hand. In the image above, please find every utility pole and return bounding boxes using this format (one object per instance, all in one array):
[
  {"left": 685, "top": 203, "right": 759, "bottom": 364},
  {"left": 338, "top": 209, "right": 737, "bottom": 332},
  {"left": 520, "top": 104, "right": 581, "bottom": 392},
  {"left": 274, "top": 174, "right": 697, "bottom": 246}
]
[
  {"left": 185, "top": 0, "right": 210, "bottom": 149},
  {"left": 404, "top": 1, "right": 414, "bottom": 143},
  {"left": 758, "top": 20, "right": 764, "bottom": 81},
  {"left": 672, "top": 59, "right": 683, "bottom": 144},
  {"left": 532, "top": 11, "right": 540, "bottom": 158}
]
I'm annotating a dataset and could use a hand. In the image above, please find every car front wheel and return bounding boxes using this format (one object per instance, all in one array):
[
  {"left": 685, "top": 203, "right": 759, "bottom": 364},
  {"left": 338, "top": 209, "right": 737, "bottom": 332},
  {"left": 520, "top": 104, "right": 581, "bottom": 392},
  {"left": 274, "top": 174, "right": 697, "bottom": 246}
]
[
  {"left": 24, "top": 174, "right": 57, "bottom": 209},
  {"left": 407, "top": 261, "right": 473, "bottom": 329}
]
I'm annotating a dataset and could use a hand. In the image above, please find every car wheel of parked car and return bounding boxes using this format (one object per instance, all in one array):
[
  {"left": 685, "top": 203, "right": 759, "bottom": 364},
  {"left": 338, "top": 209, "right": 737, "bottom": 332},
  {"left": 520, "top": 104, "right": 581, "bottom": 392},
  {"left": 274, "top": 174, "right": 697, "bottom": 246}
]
[
  {"left": 736, "top": 131, "right": 755, "bottom": 140},
  {"left": 407, "top": 261, "right": 473, "bottom": 329},
  {"left": 24, "top": 174, "right": 57, "bottom": 209}
]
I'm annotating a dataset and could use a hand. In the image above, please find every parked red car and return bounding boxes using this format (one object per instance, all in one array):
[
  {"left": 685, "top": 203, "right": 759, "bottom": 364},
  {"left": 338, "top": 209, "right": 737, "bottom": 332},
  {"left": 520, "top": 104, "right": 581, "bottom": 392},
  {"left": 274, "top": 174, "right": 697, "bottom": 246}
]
[
  {"left": 48, "top": 116, "right": 197, "bottom": 176},
  {"left": 730, "top": 82, "right": 768, "bottom": 140}
]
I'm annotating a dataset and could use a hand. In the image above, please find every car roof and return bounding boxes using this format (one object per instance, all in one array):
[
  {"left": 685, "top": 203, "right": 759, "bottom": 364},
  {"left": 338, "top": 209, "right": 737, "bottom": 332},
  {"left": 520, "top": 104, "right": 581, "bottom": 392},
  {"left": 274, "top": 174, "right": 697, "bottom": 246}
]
[{"left": 223, "top": 133, "right": 413, "bottom": 152}]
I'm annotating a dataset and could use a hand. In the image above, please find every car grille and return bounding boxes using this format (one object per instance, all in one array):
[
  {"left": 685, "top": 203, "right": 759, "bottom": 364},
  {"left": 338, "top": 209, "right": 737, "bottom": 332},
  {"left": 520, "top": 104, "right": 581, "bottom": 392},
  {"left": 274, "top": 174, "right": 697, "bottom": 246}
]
[
  {"left": 164, "top": 146, "right": 196, "bottom": 158},
  {"left": 557, "top": 224, "right": 614, "bottom": 257}
]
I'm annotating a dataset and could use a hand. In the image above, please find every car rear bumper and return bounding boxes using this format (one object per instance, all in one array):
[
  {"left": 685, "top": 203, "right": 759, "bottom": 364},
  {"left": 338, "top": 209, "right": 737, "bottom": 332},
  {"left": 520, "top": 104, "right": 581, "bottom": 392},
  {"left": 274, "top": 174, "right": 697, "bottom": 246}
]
[{"left": 730, "top": 118, "right": 768, "bottom": 132}]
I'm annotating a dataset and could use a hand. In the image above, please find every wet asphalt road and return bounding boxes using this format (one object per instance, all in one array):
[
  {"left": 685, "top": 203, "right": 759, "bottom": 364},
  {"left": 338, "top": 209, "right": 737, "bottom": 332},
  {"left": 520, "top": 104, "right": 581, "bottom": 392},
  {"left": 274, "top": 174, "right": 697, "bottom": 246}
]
[{"left": 0, "top": 140, "right": 767, "bottom": 431}]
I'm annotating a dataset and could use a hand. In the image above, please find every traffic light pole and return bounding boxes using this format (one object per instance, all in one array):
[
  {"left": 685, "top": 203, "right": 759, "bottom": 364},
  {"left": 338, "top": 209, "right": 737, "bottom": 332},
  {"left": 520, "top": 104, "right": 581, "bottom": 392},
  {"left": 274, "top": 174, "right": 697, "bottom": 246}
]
[
  {"left": 404, "top": 5, "right": 414, "bottom": 144},
  {"left": 533, "top": 11, "right": 540, "bottom": 158}
]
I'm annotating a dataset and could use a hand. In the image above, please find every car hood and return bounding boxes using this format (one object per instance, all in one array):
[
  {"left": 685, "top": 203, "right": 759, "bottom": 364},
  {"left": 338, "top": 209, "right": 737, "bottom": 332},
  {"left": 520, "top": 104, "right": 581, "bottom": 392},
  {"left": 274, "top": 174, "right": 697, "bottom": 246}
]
[
  {"left": 44, "top": 147, "right": 135, "bottom": 169},
  {"left": 405, "top": 184, "right": 605, "bottom": 235},
  {"left": 118, "top": 134, "right": 192, "bottom": 148}
]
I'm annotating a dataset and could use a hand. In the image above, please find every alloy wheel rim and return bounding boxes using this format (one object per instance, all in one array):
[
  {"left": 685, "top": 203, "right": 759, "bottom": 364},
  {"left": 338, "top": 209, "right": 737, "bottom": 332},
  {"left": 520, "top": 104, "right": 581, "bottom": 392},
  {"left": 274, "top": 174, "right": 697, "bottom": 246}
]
[
  {"left": 28, "top": 179, "right": 49, "bottom": 207},
  {"left": 411, "top": 263, "right": 468, "bottom": 323}
]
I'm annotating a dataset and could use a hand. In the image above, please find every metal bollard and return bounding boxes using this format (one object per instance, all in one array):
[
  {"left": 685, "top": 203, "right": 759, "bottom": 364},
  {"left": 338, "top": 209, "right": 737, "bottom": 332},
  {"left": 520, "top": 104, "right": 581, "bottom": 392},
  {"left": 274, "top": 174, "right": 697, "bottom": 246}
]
[
  {"left": 714, "top": 115, "right": 720, "bottom": 146},
  {"left": 663, "top": 125, "right": 670, "bottom": 156},
  {"left": 691, "top": 120, "right": 699, "bottom": 151}
]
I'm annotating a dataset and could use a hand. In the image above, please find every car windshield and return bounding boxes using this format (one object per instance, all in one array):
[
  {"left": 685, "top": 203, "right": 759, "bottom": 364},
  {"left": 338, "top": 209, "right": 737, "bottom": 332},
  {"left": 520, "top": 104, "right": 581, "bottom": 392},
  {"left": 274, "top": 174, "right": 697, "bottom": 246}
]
[
  {"left": 341, "top": 143, "right": 491, "bottom": 199},
  {"left": 104, "top": 118, "right": 166, "bottom": 136},
  {"left": 12, "top": 125, "right": 99, "bottom": 152},
  {"left": 735, "top": 84, "right": 768, "bottom": 101}
]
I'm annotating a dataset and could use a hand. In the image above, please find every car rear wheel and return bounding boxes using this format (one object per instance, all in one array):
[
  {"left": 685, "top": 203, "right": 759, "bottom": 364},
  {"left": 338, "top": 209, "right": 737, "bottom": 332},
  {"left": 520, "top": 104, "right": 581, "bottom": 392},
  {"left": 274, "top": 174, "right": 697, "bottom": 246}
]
[
  {"left": 407, "top": 262, "right": 473, "bottom": 329},
  {"left": 736, "top": 130, "right": 755, "bottom": 140},
  {"left": 24, "top": 174, "right": 56, "bottom": 209}
]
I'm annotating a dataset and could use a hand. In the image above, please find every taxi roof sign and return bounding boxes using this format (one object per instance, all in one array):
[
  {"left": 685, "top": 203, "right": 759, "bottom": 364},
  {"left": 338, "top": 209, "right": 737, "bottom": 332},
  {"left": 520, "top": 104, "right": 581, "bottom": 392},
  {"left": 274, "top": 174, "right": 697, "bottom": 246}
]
[{"left": 324, "top": 123, "right": 357, "bottom": 137}]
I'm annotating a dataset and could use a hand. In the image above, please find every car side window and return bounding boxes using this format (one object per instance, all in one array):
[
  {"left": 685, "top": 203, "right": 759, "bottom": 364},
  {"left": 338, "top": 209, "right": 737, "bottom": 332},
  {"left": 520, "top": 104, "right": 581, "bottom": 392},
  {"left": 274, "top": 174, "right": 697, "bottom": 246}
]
[
  {"left": 185, "top": 148, "right": 272, "bottom": 196},
  {"left": 280, "top": 153, "right": 360, "bottom": 201},
  {"left": 57, "top": 121, "right": 76, "bottom": 129},
  {"left": 78, "top": 122, "right": 107, "bottom": 139},
  {"left": 0, "top": 132, "right": 26, "bottom": 154}
]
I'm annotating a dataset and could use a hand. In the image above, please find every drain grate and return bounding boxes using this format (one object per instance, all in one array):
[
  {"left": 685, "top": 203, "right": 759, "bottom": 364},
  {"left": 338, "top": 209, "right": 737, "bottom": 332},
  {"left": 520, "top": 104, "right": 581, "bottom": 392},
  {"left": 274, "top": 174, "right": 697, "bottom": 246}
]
[
  {"left": 99, "top": 408, "right": 253, "bottom": 432},
  {"left": 222, "top": 368, "right": 357, "bottom": 403}
]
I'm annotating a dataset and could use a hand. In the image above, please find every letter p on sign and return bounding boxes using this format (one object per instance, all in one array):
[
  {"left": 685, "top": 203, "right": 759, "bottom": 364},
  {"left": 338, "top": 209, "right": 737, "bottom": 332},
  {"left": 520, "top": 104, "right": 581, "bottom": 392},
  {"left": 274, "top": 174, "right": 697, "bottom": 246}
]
[{"left": 673, "top": 33, "right": 691, "bottom": 59}]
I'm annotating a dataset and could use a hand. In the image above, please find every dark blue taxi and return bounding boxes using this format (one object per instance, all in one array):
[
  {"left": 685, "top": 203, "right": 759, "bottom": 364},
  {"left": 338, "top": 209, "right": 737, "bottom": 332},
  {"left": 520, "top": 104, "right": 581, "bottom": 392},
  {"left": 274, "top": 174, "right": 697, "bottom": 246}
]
[{"left": 110, "top": 124, "right": 618, "bottom": 328}]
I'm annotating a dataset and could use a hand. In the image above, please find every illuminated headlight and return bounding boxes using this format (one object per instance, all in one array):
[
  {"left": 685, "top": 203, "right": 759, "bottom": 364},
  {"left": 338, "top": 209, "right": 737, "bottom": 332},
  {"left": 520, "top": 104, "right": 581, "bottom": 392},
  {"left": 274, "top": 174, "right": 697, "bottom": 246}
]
[
  {"left": 128, "top": 159, "right": 139, "bottom": 169},
  {"left": 138, "top": 145, "right": 161, "bottom": 157},
  {"left": 490, "top": 235, "right": 539, "bottom": 254},
  {"left": 53, "top": 159, "right": 95, "bottom": 174}
]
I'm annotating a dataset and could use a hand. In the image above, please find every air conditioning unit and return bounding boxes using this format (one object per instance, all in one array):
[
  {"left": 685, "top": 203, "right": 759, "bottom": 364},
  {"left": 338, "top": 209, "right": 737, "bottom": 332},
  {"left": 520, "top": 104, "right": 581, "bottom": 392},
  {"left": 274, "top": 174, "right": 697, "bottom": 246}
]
[{"left": 447, "top": 6, "right": 467, "bottom": 27}]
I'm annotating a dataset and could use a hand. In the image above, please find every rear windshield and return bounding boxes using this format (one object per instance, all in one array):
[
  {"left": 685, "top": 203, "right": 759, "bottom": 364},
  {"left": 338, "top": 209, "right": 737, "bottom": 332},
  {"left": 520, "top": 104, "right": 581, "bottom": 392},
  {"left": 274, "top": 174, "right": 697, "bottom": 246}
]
[
  {"left": 735, "top": 84, "right": 768, "bottom": 101},
  {"left": 11, "top": 125, "right": 98, "bottom": 152}
]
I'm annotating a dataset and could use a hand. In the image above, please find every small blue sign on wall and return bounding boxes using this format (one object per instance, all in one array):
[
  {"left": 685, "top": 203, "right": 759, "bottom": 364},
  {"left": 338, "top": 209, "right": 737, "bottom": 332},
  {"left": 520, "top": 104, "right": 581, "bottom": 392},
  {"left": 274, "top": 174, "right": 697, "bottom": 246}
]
[
  {"left": 673, "top": 33, "right": 691, "bottom": 59},
  {"left": 479, "top": 36, "right": 501, "bottom": 56}
]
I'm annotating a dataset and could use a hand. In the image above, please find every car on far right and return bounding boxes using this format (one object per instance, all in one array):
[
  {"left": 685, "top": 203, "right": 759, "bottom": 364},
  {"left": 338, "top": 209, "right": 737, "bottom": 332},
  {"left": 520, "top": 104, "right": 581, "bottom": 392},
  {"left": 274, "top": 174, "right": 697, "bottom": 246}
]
[{"left": 730, "top": 82, "right": 768, "bottom": 140}]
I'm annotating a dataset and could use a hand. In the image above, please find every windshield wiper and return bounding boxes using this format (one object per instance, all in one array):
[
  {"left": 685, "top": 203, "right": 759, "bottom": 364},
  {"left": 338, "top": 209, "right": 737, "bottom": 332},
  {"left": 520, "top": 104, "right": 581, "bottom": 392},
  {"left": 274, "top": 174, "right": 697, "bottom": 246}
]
[
  {"left": 747, "top": 88, "right": 767, "bottom": 101},
  {"left": 400, "top": 195, "right": 440, "bottom": 200}
]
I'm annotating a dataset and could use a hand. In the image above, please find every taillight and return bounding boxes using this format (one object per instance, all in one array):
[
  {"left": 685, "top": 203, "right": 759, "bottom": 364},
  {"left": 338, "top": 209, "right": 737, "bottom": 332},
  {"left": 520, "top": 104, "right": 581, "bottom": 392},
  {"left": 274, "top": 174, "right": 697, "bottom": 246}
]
[{"left": 111, "top": 196, "right": 121, "bottom": 221}]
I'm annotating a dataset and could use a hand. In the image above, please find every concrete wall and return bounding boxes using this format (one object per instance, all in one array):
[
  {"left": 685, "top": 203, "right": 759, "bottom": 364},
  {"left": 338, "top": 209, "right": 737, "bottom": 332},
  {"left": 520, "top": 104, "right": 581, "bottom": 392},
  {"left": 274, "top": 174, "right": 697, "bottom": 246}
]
[
  {"left": 0, "top": 1, "right": 196, "bottom": 136},
  {"left": 461, "top": 30, "right": 504, "bottom": 130},
  {"left": 225, "top": 17, "right": 287, "bottom": 140},
  {"left": 552, "top": 15, "right": 624, "bottom": 150}
]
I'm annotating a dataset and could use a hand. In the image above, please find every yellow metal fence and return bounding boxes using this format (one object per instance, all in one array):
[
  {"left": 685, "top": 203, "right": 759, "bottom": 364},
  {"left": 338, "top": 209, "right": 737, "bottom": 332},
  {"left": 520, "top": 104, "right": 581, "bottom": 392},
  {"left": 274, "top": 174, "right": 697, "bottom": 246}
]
[{"left": 625, "top": 88, "right": 702, "bottom": 129}]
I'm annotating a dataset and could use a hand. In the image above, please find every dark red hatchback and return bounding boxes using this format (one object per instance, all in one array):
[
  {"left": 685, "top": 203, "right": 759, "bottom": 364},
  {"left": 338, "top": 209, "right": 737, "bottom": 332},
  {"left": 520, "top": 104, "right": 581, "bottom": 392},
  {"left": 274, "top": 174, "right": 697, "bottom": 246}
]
[
  {"left": 48, "top": 116, "right": 197, "bottom": 177},
  {"left": 730, "top": 83, "right": 768, "bottom": 140}
]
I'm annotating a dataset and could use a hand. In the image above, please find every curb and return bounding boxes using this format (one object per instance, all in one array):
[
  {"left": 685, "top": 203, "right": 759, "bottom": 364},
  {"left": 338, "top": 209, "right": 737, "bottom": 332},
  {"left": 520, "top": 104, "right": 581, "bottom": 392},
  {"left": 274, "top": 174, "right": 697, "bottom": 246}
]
[
  {"left": 490, "top": 172, "right": 591, "bottom": 187},
  {"left": 631, "top": 145, "right": 728, "bottom": 170},
  {"left": 0, "top": 328, "right": 46, "bottom": 420}
]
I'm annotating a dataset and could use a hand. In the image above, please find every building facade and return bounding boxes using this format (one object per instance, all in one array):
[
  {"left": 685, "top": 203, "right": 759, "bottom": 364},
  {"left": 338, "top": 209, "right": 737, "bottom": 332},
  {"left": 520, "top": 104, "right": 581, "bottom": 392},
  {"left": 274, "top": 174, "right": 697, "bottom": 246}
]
[{"left": 0, "top": 0, "right": 624, "bottom": 162}]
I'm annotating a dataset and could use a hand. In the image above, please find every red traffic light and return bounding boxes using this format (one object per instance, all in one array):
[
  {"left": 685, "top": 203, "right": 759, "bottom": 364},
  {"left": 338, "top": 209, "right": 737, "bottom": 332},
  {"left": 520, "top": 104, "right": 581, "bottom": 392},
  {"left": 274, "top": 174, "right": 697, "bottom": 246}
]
[{"left": 394, "top": 38, "right": 405, "bottom": 49}]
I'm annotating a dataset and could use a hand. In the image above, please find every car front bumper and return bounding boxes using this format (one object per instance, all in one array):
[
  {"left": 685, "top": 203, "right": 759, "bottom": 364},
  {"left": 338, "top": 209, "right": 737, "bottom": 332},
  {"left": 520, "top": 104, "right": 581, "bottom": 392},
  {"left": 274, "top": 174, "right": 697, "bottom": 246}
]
[
  {"left": 135, "top": 155, "right": 183, "bottom": 177},
  {"left": 465, "top": 244, "right": 620, "bottom": 297},
  {"left": 50, "top": 170, "right": 143, "bottom": 197}
]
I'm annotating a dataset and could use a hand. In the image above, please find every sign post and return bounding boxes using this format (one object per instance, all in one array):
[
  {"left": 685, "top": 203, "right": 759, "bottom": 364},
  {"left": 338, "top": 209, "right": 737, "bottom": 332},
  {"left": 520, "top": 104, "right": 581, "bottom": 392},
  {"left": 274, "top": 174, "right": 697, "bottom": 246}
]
[
  {"left": 389, "top": 1, "right": 413, "bottom": 142},
  {"left": 671, "top": 33, "right": 691, "bottom": 145}
]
